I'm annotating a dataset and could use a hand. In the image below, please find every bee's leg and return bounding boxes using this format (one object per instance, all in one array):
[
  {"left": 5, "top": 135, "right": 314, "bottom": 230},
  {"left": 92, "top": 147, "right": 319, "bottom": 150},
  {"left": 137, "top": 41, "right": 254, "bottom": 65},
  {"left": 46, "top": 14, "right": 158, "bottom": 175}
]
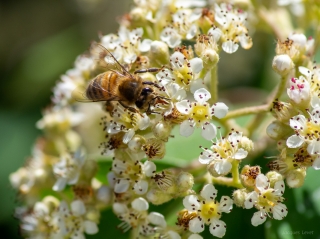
[
  {"left": 134, "top": 67, "right": 161, "bottom": 74},
  {"left": 119, "top": 101, "right": 143, "bottom": 116}
]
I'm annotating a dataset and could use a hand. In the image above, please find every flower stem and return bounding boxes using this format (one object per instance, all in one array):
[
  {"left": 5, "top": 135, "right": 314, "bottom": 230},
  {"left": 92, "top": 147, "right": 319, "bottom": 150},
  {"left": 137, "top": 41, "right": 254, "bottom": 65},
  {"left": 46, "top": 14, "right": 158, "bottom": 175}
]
[
  {"left": 231, "top": 160, "right": 243, "bottom": 188},
  {"left": 210, "top": 65, "right": 218, "bottom": 104}
]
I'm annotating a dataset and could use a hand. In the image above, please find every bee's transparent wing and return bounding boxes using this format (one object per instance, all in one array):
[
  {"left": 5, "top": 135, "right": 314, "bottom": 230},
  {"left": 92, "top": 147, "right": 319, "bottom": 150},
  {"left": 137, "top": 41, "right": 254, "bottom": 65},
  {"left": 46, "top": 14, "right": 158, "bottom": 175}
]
[
  {"left": 90, "top": 42, "right": 130, "bottom": 74},
  {"left": 72, "top": 76, "right": 123, "bottom": 103}
]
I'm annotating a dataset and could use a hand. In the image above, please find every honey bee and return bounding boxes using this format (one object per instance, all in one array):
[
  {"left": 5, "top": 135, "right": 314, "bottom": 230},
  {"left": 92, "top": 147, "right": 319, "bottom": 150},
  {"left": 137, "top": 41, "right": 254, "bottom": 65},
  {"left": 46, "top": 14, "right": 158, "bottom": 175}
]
[{"left": 73, "top": 42, "right": 166, "bottom": 114}]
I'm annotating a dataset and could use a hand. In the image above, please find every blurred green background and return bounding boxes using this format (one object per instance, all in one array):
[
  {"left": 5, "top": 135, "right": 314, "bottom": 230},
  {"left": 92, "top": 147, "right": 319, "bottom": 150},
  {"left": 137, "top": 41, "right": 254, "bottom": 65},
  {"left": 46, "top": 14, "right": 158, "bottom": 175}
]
[{"left": 1, "top": 0, "right": 320, "bottom": 238}]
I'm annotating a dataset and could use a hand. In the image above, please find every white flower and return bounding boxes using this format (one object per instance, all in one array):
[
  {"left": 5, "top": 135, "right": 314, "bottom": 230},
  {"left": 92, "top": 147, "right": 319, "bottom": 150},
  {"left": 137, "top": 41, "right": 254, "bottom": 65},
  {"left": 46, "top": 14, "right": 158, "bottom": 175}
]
[
  {"left": 36, "top": 107, "right": 84, "bottom": 133},
  {"left": 199, "top": 131, "right": 249, "bottom": 175},
  {"left": 53, "top": 200, "right": 98, "bottom": 238},
  {"left": 160, "top": 9, "right": 202, "bottom": 48},
  {"left": 211, "top": 4, "right": 252, "bottom": 54},
  {"left": 176, "top": 88, "right": 228, "bottom": 140},
  {"left": 52, "top": 149, "right": 85, "bottom": 191},
  {"left": 101, "top": 26, "right": 152, "bottom": 64},
  {"left": 183, "top": 184, "right": 232, "bottom": 238},
  {"left": 156, "top": 51, "right": 203, "bottom": 91},
  {"left": 287, "top": 76, "right": 311, "bottom": 107},
  {"left": 286, "top": 110, "right": 320, "bottom": 156},
  {"left": 107, "top": 105, "right": 150, "bottom": 144},
  {"left": 244, "top": 174, "right": 287, "bottom": 226}
]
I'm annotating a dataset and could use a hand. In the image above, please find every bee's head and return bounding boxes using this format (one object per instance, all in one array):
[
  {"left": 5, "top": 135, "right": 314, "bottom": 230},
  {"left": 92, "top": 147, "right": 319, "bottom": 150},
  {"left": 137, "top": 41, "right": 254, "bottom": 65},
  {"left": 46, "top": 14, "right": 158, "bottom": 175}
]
[{"left": 135, "top": 87, "right": 154, "bottom": 110}]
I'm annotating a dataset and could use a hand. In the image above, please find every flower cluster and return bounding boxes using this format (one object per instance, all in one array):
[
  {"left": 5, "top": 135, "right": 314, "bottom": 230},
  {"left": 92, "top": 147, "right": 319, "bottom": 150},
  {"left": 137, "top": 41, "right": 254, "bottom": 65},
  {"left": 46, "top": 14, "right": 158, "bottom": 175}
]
[{"left": 10, "top": 0, "right": 320, "bottom": 238}]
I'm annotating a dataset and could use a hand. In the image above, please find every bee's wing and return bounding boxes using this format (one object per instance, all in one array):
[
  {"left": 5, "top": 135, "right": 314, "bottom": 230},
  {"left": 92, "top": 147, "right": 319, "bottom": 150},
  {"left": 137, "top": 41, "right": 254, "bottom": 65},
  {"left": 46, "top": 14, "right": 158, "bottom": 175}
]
[
  {"left": 90, "top": 42, "right": 131, "bottom": 75},
  {"left": 72, "top": 75, "right": 124, "bottom": 103}
]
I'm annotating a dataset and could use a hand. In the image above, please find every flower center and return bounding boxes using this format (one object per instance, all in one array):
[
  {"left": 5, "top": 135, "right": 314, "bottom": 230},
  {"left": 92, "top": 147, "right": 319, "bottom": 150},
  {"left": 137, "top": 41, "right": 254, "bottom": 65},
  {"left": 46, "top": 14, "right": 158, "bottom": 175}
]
[
  {"left": 199, "top": 200, "right": 220, "bottom": 223},
  {"left": 173, "top": 65, "right": 192, "bottom": 86},
  {"left": 257, "top": 190, "right": 277, "bottom": 210},
  {"left": 191, "top": 104, "right": 209, "bottom": 124}
]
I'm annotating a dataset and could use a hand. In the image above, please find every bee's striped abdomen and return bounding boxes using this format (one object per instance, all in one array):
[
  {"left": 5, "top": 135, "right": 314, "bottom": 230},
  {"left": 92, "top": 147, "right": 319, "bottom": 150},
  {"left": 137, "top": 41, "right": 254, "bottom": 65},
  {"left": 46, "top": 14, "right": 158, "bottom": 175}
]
[{"left": 86, "top": 72, "right": 118, "bottom": 101}]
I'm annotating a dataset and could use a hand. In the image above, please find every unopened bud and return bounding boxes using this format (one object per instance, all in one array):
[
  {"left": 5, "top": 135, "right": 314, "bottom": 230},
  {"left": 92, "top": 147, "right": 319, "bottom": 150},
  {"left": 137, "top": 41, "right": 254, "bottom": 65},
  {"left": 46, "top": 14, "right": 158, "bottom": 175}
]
[
  {"left": 266, "top": 171, "right": 283, "bottom": 188},
  {"left": 232, "top": 189, "right": 248, "bottom": 208},
  {"left": 266, "top": 121, "right": 291, "bottom": 140},
  {"left": 176, "top": 172, "right": 194, "bottom": 193},
  {"left": 150, "top": 41, "right": 170, "bottom": 66},
  {"left": 146, "top": 188, "right": 172, "bottom": 205},
  {"left": 153, "top": 121, "right": 172, "bottom": 140},
  {"left": 272, "top": 54, "right": 294, "bottom": 76},
  {"left": 286, "top": 168, "right": 306, "bottom": 188},
  {"left": 239, "top": 136, "right": 254, "bottom": 152}
]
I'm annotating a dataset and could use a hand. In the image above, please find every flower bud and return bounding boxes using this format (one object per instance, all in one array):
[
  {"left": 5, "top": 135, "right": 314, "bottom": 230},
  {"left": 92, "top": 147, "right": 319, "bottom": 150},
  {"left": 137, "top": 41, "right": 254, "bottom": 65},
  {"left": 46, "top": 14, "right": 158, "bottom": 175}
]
[
  {"left": 266, "top": 121, "right": 291, "bottom": 140},
  {"left": 146, "top": 188, "right": 172, "bottom": 205},
  {"left": 96, "top": 185, "right": 112, "bottom": 205},
  {"left": 232, "top": 189, "right": 248, "bottom": 208},
  {"left": 152, "top": 121, "right": 172, "bottom": 140},
  {"left": 286, "top": 168, "right": 306, "bottom": 188},
  {"left": 150, "top": 41, "right": 170, "bottom": 66},
  {"left": 42, "top": 196, "right": 60, "bottom": 211},
  {"left": 176, "top": 172, "right": 194, "bottom": 193},
  {"left": 240, "top": 165, "right": 261, "bottom": 189},
  {"left": 239, "top": 136, "right": 254, "bottom": 152},
  {"left": 207, "top": 161, "right": 224, "bottom": 177},
  {"left": 266, "top": 171, "right": 283, "bottom": 188},
  {"left": 272, "top": 54, "right": 294, "bottom": 76}
]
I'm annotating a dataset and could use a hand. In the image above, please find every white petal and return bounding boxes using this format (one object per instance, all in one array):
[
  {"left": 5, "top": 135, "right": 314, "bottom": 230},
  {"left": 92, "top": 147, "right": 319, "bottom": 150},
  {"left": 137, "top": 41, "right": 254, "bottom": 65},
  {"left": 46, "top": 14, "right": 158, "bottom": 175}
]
[
  {"left": 186, "top": 24, "right": 198, "bottom": 39},
  {"left": 132, "top": 197, "right": 149, "bottom": 211},
  {"left": 312, "top": 156, "right": 320, "bottom": 170},
  {"left": 53, "top": 178, "right": 67, "bottom": 191},
  {"left": 107, "top": 172, "right": 116, "bottom": 188},
  {"left": 256, "top": 174, "right": 269, "bottom": 192},
  {"left": 139, "top": 39, "right": 152, "bottom": 52},
  {"left": 222, "top": 40, "right": 239, "bottom": 54},
  {"left": 71, "top": 200, "right": 86, "bottom": 216},
  {"left": 114, "top": 179, "right": 130, "bottom": 193},
  {"left": 180, "top": 120, "right": 195, "bottom": 137},
  {"left": 201, "top": 123, "right": 217, "bottom": 140},
  {"left": 272, "top": 203, "right": 288, "bottom": 220},
  {"left": 239, "top": 34, "right": 252, "bottom": 49},
  {"left": 84, "top": 221, "right": 98, "bottom": 234},
  {"left": 234, "top": 148, "right": 248, "bottom": 160},
  {"left": 214, "top": 160, "right": 232, "bottom": 175},
  {"left": 113, "top": 203, "right": 128, "bottom": 215},
  {"left": 143, "top": 161, "right": 156, "bottom": 177},
  {"left": 199, "top": 149, "right": 214, "bottom": 164},
  {"left": 311, "top": 96, "right": 320, "bottom": 109},
  {"left": 209, "top": 219, "right": 226, "bottom": 238},
  {"left": 194, "top": 88, "right": 211, "bottom": 103},
  {"left": 176, "top": 100, "right": 190, "bottom": 114},
  {"left": 274, "top": 180, "right": 285, "bottom": 196},
  {"left": 190, "top": 78, "right": 205, "bottom": 94},
  {"left": 148, "top": 212, "right": 167, "bottom": 228},
  {"left": 188, "top": 234, "right": 203, "bottom": 239},
  {"left": 219, "top": 196, "right": 233, "bottom": 213},
  {"left": 200, "top": 184, "right": 217, "bottom": 201},
  {"left": 286, "top": 135, "right": 304, "bottom": 148},
  {"left": 133, "top": 180, "right": 149, "bottom": 195},
  {"left": 208, "top": 27, "right": 222, "bottom": 42},
  {"left": 307, "top": 140, "right": 320, "bottom": 155},
  {"left": 189, "top": 217, "right": 204, "bottom": 233},
  {"left": 167, "top": 230, "right": 181, "bottom": 239},
  {"left": 289, "top": 115, "right": 306, "bottom": 129},
  {"left": 251, "top": 211, "right": 267, "bottom": 226},
  {"left": 212, "top": 103, "right": 228, "bottom": 118},
  {"left": 189, "top": 57, "right": 203, "bottom": 74},
  {"left": 123, "top": 129, "right": 135, "bottom": 144},
  {"left": 183, "top": 195, "right": 200, "bottom": 210},
  {"left": 299, "top": 66, "right": 311, "bottom": 77},
  {"left": 138, "top": 114, "right": 150, "bottom": 130},
  {"left": 244, "top": 192, "right": 258, "bottom": 209}
]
